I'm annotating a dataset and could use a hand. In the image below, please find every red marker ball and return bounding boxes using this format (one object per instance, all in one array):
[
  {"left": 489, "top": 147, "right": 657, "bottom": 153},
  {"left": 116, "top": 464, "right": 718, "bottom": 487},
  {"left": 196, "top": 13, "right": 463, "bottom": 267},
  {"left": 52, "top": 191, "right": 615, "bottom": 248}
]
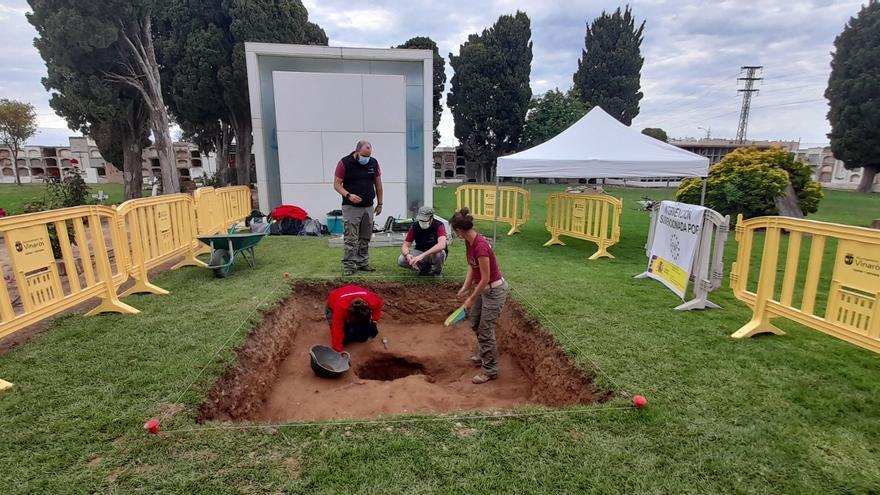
[
  {"left": 632, "top": 395, "right": 648, "bottom": 410},
  {"left": 144, "top": 418, "right": 160, "bottom": 434},
  {"left": 283, "top": 272, "right": 290, "bottom": 278}
]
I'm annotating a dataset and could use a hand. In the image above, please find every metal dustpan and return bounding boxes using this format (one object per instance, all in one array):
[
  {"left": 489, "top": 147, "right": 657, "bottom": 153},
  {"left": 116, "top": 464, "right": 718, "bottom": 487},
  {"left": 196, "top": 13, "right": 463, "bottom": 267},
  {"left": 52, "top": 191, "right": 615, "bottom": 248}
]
[{"left": 309, "top": 345, "right": 351, "bottom": 378}]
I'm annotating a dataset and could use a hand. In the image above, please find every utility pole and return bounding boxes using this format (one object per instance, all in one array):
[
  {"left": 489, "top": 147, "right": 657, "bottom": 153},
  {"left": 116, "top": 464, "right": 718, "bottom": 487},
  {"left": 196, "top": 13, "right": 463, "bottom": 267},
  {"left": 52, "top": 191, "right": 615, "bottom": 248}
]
[
  {"left": 697, "top": 126, "right": 712, "bottom": 140},
  {"left": 736, "top": 65, "right": 763, "bottom": 143}
]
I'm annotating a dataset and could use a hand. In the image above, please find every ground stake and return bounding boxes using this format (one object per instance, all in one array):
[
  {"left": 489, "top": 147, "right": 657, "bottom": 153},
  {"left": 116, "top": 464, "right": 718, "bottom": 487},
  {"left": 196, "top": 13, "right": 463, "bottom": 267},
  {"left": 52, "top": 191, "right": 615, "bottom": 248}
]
[
  {"left": 144, "top": 418, "right": 160, "bottom": 434},
  {"left": 632, "top": 395, "right": 648, "bottom": 410}
]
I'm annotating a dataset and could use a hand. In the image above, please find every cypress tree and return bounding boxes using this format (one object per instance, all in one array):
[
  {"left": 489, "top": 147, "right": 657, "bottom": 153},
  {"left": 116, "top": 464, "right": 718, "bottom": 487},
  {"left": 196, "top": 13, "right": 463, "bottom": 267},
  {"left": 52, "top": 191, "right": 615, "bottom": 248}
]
[{"left": 573, "top": 6, "right": 645, "bottom": 126}]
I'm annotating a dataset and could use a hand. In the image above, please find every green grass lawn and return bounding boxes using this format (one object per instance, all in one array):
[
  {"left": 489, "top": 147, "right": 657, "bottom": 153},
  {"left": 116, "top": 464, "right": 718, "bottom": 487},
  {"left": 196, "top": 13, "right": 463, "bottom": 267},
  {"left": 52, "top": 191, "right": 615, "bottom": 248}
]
[
  {"left": 0, "top": 183, "right": 125, "bottom": 215},
  {"left": 1, "top": 186, "right": 879, "bottom": 493}
]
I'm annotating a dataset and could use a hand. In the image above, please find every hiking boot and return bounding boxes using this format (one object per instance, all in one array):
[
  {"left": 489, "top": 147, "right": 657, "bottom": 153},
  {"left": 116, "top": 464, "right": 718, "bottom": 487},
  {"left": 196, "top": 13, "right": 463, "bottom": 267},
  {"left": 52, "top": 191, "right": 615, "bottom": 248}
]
[
  {"left": 342, "top": 268, "right": 355, "bottom": 276},
  {"left": 470, "top": 355, "right": 482, "bottom": 366},
  {"left": 357, "top": 265, "right": 376, "bottom": 272},
  {"left": 472, "top": 373, "right": 497, "bottom": 384}
]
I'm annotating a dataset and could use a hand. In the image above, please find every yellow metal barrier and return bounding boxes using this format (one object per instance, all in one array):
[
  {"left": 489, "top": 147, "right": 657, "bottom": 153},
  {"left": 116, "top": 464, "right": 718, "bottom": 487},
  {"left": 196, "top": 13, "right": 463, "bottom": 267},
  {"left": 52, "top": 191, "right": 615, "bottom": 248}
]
[
  {"left": 192, "top": 186, "right": 251, "bottom": 256},
  {"left": 730, "top": 214, "right": 880, "bottom": 353},
  {"left": 193, "top": 187, "right": 224, "bottom": 236},
  {"left": 0, "top": 206, "right": 139, "bottom": 339},
  {"left": 544, "top": 192, "right": 622, "bottom": 260},
  {"left": 455, "top": 185, "right": 530, "bottom": 235},
  {"left": 216, "top": 186, "right": 252, "bottom": 227},
  {"left": 116, "top": 194, "right": 205, "bottom": 296}
]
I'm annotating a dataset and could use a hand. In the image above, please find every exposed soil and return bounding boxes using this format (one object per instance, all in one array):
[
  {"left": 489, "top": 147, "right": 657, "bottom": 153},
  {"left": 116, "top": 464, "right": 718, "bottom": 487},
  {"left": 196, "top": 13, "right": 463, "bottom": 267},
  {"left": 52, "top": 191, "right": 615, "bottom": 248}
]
[{"left": 199, "top": 282, "right": 611, "bottom": 422}]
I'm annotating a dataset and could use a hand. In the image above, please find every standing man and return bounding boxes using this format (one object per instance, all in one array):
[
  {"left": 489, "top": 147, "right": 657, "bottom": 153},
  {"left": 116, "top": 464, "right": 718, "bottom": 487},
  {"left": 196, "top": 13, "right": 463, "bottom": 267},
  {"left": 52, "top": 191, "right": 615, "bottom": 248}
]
[
  {"left": 398, "top": 206, "right": 448, "bottom": 276},
  {"left": 334, "top": 140, "right": 383, "bottom": 276}
]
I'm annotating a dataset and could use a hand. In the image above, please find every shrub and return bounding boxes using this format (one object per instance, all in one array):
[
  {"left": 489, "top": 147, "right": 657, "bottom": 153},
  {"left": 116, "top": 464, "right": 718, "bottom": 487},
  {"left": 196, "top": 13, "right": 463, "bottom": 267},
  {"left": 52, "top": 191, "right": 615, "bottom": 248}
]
[
  {"left": 20, "top": 173, "right": 90, "bottom": 259},
  {"left": 677, "top": 147, "right": 824, "bottom": 220},
  {"left": 49, "top": 172, "right": 91, "bottom": 208}
]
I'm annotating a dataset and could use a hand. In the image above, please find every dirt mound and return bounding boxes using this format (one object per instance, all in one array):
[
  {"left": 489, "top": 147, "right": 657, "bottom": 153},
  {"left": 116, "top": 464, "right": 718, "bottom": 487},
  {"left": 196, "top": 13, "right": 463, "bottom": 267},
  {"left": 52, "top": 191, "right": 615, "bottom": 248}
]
[{"left": 198, "top": 282, "right": 611, "bottom": 422}]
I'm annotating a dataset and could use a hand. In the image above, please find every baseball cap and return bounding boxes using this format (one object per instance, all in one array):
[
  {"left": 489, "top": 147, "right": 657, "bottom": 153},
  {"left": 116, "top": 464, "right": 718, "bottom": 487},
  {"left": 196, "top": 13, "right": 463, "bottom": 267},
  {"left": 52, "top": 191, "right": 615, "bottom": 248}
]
[{"left": 415, "top": 206, "right": 434, "bottom": 222}]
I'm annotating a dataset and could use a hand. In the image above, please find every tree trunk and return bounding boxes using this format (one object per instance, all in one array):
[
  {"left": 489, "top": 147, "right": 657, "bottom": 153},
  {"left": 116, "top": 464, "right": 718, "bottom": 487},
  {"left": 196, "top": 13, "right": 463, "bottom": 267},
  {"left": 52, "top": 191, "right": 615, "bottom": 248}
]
[
  {"left": 116, "top": 15, "right": 179, "bottom": 194},
  {"left": 234, "top": 119, "right": 253, "bottom": 186},
  {"left": 857, "top": 166, "right": 878, "bottom": 193},
  {"left": 121, "top": 129, "right": 143, "bottom": 200},
  {"left": 152, "top": 118, "right": 179, "bottom": 194},
  {"left": 11, "top": 149, "right": 21, "bottom": 186},
  {"left": 215, "top": 122, "right": 232, "bottom": 187}
]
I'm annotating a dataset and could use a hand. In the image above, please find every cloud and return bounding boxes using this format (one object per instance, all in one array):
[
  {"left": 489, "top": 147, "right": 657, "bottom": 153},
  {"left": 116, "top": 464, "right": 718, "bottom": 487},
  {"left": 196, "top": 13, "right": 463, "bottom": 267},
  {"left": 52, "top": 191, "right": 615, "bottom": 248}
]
[{"left": 1, "top": 0, "right": 866, "bottom": 147}]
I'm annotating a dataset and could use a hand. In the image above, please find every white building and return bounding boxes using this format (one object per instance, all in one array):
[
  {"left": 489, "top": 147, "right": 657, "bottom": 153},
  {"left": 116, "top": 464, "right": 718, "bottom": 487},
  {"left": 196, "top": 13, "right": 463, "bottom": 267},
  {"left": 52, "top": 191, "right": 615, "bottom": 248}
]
[
  {"left": 244, "top": 43, "right": 434, "bottom": 219},
  {"left": 1, "top": 137, "right": 217, "bottom": 185},
  {"left": 796, "top": 146, "right": 880, "bottom": 192}
]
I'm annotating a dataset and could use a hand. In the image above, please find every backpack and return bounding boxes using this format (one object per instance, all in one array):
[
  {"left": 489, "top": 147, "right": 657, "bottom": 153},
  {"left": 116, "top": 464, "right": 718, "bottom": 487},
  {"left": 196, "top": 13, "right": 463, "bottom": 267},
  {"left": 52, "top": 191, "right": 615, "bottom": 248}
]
[
  {"left": 301, "top": 217, "right": 324, "bottom": 236},
  {"left": 269, "top": 217, "right": 303, "bottom": 236}
]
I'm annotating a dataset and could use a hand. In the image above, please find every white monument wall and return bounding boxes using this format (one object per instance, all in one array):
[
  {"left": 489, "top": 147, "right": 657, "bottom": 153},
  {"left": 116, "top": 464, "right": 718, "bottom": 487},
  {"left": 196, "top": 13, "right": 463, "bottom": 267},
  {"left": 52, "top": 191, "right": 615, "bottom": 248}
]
[{"left": 272, "top": 71, "right": 407, "bottom": 221}]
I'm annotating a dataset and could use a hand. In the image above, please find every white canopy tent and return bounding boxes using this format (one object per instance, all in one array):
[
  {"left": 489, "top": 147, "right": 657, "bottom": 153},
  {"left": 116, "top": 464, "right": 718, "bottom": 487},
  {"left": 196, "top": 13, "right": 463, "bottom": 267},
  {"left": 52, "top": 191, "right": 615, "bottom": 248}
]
[{"left": 491, "top": 106, "right": 711, "bottom": 243}]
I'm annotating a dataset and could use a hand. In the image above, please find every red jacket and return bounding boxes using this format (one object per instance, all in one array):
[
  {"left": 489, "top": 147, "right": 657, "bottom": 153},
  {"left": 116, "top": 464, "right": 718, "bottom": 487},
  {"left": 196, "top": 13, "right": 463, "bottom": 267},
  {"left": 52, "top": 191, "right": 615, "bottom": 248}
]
[{"left": 327, "top": 285, "right": 382, "bottom": 352}]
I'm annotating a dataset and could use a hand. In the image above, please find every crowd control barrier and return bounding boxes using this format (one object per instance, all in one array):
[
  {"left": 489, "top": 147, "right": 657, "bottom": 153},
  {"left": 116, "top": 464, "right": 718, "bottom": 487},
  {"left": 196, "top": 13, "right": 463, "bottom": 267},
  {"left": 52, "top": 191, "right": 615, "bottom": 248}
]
[
  {"left": 730, "top": 214, "right": 880, "bottom": 353},
  {"left": 216, "top": 186, "right": 252, "bottom": 228},
  {"left": 115, "top": 194, "right": 205, "bottom": 296},
  {"left": 636, "top": 203, "right": 730, "bottom": 310},
  {"left": 192, "top": 186, "right": 251, "bottom": 256},
  {"left": 0, "top": 186, "right": 255, "bottom": 373},
  {"left": 0, "top": 206, "right": 139, "bottom": 340},
  {"left": 544, "top": 192, "right": 622, "bottom": 260},
  {"left": 455, "top": 185, "right": 530, "bottom": 235},
  {"left": 193, "top": 187, "right": 224, "bottom": 237}
]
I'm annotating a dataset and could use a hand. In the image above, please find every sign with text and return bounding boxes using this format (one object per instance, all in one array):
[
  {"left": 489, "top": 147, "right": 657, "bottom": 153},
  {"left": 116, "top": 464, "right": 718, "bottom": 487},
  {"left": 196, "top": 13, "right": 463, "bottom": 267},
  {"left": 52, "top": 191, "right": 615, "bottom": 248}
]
[
  {"left": 483, "top": 191, "right": 496, "bottom": 217},
  {"left": 834, "top": 239, "right": 880, "bottom": 292},
  {"left": 156, "top": 204, "right": 173, "bottom": 253},
  {"left": 7, "top": 224, "right": 54, "bottom": 273},
  {"left": 646, "top": 201, "right": 706, "bottom": 299}
]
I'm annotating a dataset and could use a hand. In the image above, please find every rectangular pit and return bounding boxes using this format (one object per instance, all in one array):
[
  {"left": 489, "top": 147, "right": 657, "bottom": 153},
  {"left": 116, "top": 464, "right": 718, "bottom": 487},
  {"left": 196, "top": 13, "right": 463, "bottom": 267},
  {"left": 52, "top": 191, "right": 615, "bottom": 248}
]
[{"left": 199, "top": 282, "right": 612, "bottom": 422}]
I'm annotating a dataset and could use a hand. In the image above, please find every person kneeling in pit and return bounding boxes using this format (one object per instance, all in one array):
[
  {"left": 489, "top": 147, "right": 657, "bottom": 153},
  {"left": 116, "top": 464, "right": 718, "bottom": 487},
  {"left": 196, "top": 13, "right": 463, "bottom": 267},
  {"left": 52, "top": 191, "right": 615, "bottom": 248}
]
[
  {"left": 326, "top": 285, "right": 383, "bottom": 352},
  {"left": 398, "top": 206, "right": 448, "bottom": 277}
]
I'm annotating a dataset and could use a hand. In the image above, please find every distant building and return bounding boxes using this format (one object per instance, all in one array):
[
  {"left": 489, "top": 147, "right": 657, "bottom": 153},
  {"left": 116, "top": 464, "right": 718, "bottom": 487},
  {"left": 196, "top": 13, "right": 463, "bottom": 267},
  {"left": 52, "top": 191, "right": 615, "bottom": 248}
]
[
  {"left": 432, "top": 146, "right": 468, "bottom": 183},
  {"left": 670, "top": 138, "right": 800, "bottom": 165},
  {"left": 0, "top": 137, "right": 217, "bottom": 185},
  {"left": 796, "top": 146, "right": 880, "bottom": 192}
]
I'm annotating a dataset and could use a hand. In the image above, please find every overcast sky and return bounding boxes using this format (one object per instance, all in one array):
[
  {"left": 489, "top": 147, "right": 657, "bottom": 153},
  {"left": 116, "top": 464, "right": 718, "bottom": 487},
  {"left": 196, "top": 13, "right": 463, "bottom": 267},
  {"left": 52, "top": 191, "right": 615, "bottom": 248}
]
[{"left": 0, "top": 0, "right": 865, "bottom": 147}]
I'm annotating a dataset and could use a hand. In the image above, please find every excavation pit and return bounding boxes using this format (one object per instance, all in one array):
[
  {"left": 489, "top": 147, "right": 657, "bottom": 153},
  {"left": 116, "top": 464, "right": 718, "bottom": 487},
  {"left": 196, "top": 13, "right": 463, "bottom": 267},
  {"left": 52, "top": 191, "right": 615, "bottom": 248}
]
[{"left": 199, "top": 282, "right": 612, "bottom": 422}]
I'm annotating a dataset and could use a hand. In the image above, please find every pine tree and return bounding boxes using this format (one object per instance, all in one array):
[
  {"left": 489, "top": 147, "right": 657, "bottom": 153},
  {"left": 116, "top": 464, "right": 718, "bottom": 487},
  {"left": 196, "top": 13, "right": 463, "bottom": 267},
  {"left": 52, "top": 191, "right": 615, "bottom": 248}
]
[
  {"left": 156, "top": 0, "right": 328, "bottom": 187},
  {"left": 573, "top": 6, "right": 645, "bottom": 126},
  {"left": 826, "top": 0, "right": 880, "bottom": 193},
  {"left": 448, "top": 11, "right": 532, "bottom": 180},
  {"left": 396, "top": 37, "right": 447, "bottom": 148}
]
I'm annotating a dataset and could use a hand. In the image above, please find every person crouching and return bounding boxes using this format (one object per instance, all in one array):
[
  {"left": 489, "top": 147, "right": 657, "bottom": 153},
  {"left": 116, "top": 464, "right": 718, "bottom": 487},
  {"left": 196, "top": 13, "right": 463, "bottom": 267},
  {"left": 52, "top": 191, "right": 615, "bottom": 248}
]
[
  {"left": 326, "top": 285, "right": 383, "bottom": 352},
  {"left": 398, "top": 206, "right": 448, "bottom": 277}
]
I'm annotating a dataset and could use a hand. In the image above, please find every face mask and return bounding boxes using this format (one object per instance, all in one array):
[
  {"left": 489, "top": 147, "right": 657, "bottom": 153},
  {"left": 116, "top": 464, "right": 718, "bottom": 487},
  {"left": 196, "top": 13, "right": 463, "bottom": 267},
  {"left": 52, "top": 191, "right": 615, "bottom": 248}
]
[
  {"left": 419, "top": 221, "right": 431, "bottom": 229},
  {"left": 358, "top": 156, "right": 370, "bottom": 165}
]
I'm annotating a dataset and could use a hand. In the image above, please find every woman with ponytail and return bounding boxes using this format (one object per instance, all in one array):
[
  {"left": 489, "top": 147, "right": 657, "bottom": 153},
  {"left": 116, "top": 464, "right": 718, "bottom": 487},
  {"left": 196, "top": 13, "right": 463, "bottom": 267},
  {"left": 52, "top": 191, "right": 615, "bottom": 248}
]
[{"left": 450, "top": 207, "right": 509, "bottom": 384}]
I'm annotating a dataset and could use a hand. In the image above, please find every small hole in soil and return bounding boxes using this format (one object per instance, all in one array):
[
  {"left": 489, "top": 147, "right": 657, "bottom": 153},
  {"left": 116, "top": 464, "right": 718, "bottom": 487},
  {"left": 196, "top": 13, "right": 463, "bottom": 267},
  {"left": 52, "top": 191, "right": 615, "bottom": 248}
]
[{"left": 356, "top": 356, "right": 426, "bottom": 381}]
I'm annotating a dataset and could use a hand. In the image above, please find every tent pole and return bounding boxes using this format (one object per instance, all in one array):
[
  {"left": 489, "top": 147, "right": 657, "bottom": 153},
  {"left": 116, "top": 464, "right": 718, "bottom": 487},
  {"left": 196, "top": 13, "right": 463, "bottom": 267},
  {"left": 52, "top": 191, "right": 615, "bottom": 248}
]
[
  {"left": 492, "top": 174, "right": 501, "bottom": 248},
  {"left": 700, "top": 177, "right": 707, "bottom": 206}
]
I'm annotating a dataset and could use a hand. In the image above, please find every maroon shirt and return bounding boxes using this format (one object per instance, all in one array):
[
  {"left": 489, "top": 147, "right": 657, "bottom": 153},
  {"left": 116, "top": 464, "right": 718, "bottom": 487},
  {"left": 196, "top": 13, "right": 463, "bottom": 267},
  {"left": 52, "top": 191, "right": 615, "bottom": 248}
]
[{"left": 466, "top": 233, "right": 503, "bottom": 283}]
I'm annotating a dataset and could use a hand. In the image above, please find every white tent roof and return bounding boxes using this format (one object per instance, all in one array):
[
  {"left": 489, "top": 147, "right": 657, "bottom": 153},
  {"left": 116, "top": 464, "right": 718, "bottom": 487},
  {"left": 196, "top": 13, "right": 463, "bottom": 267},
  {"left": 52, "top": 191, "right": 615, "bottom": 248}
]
[{"left": 497, "top": 106, "right": 710, "bottom": 178}]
